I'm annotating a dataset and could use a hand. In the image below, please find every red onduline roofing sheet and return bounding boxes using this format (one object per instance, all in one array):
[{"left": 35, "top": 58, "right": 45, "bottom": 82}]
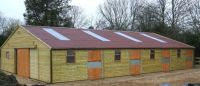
[{"left": 24, "top": 26, "right": 194, "bottom": 49}]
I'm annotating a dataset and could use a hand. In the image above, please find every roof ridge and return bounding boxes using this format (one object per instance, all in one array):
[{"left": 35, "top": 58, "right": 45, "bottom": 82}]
[{"left": 23, "top": 25, "right": 148, "bottom": 33}]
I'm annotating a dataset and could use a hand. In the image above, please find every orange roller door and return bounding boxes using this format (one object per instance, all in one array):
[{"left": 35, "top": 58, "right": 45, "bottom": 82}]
[
  {"left": 186, "top": 61, "right": 193, "bottom": 69},
  {"left": 162, "top": 64, "right": 169, "bottom": 72},
  {"left": 88, "top": 50, "right": 101, "bottom": 61},
  {"left": 186, "top": 50, "right": 193, "bottom": 57},
  {"left": 17, "top": 48, "right": 30, "bottom": 78},
  {"left": 130, "top": 50, "right": 141, "bottom": 60},
  {"left": 162, "top": 50, "right": 170, "bottom": 58},
  {"left": 130, "top": 65, "right": 140, "bottom": 75},
  {"left": 88, "top": 68, "right": 101, "bottom": 80}
]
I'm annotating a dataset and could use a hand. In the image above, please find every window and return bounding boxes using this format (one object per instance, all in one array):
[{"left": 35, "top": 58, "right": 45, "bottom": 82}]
[
  {"left": 177, "top": 49, "right": 181, "bottom": 58},
  {"left": 67, "top": 50, "right": 75, "bottom": 63},
  {"left": 115, "top": 50, "right": 121, "bottom": 61},
  {"left": 6, "top": 51, "right": 9, "bottom": 59},
  {"left": 150, "top": 49, "right": 155, "bottom": 60}
]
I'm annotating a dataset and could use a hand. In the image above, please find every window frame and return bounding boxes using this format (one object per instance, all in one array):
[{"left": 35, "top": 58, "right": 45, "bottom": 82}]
[
  {"left": 177, "top": 49, "right": 181, "bottom": 58},
  {"left": 6, "top": 51, "right": 10, "bottom": 59},
  {"left": 115, "top": 50, "right": 121, "bottom": 61},
  {"left": 150, "top": 49, "right": 155, "bottom": 60},
  {"left": 66, "top": 50, "right": 75, "bottom": 63}
]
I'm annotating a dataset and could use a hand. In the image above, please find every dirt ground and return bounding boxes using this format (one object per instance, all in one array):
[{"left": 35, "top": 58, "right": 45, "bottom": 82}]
[{"left": 17, "top": 69, "right": 200, "bottom": 86}]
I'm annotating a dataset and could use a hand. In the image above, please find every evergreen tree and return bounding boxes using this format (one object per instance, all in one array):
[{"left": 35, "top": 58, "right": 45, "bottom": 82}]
[{"left": 23, "top": 0, "right": 72, "bottom": 27}]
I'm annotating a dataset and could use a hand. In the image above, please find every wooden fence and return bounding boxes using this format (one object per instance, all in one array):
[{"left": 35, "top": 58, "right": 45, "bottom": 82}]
[{"left": 195, "top": 57, "right": 200, "bottom": 68}]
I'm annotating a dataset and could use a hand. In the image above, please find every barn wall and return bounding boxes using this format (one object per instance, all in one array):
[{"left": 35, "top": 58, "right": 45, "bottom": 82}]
[
  {"left": 170, "top": 49, "right": 185, "bottom": 70},
  {"left": 52, "top": 50, "right": 88, "bottom": 83},
  {"left": 1, "top": 49, "right": 15, "bottom": 73},
  {"left": 184, "top": 49, "right": 194, "bottom": 69},
  {"left": 0, "top": 27, "right": 51, "bottom": 83},
  {"left": 103, "top": 50, "right": 130, "bottom": 77},
  {"left": 171, "top": 49, "right": 194, "bottom": 70},
  {"left": 50, "top": 48, "right": 193, "bottom": 83},
  {"left": 141, "top": 49, "right": 162, "bottom": 73}
]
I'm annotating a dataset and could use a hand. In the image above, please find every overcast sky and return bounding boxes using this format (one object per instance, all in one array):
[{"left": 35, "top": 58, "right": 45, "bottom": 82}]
[{"left": 0, "top": 0, "right": 103, "bottom": 23}]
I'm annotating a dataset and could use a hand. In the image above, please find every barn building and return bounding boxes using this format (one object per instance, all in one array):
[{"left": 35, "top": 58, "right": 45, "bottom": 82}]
[{"left": 0, "top": 26, "right": 194, "bottom": 83}]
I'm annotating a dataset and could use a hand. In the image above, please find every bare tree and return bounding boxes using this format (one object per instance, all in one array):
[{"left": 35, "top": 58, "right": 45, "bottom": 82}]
[
  {"left": 3, "top": 19, "right": 20, "bottom": 35},
  {"left": 129, "top": 0, "right": 143, "bottom": 31},
  {"left": 0, "top": 12, "right": 7, "bottom": 32},
  {"left": 96, "top": 0, "right": 192, "bottom": 33},
  {"left": 98, "top": 0, "right": 129, "bottom": 30},
  {"left": 188, "top": 0, "right": 200, "bottom": 35},
  {"left": 95, "top": 17, "right": 109, "bottom": 30},
  {"left": 157, "top": 0, "right": 167, "bottom": 26},
  {"left": 68, "top": 6, "right": 89, "bottom": 28},
  {"left": 0, "top": 12, "right": 21, "bottom": 31},
  {"left": 0, "top": 12, "right": 21, "bottom": 45},
  {"left": 136, "top": 4, "right": 160, "bottom": 32},
  {"left": 170, "top": 0, "right": 190, "bottom": 32}
]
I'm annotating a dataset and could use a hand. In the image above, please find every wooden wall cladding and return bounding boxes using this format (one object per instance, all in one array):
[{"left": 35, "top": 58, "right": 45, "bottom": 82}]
[
  {"left": 184, "top": 49, "right": 193, "bottom": 69},
  {"left": 103, "top": 50, "right": 130, "bottom": 77},
  {"left": 141, "top": 49, "right": 162, "bottom": 73},
  {"left": 52, "top": 50, "right": 87, "bottom": 83},
  {"left": 1, "top": 49, "right": 15, "bottom": 73},
  {"left": 88, "top": 50, "right": 101, "bottom": 61},
  {"left": 170, "top": 49, "right": 185, "bottom": 70}
]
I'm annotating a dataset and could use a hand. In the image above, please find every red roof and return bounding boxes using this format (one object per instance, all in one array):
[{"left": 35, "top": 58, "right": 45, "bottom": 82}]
[{"left": 23, "top": 26, "right": 194, "bottom": 49}]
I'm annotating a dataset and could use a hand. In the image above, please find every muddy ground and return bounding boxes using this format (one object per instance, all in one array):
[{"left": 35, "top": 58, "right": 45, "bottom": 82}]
[{"left": 17, "top": 69, "right": 200, "bottom": 86}]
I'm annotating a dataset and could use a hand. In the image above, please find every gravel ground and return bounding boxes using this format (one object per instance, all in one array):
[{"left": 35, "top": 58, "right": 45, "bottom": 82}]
[{"left": 17, "top": 69, "right": 200, "bottom": 86}]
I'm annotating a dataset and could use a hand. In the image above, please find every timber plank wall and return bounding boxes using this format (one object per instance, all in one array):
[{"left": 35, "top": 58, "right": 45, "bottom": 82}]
[
  {"left": 52, "top": 50, "right": 88, "bottom": 83},
  {"left": 51, "top": 49, "right": 193, "bottom": 83}
]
